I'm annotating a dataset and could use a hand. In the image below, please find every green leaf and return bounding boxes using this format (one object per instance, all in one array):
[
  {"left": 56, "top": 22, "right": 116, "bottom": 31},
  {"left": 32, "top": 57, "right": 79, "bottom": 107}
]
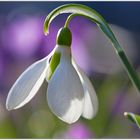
[
  {"left": 44, "top": 3, "right": 140, "bottom": 93},
  {"left": 124, "top": 112, "right": 140, "bottom": 129}
]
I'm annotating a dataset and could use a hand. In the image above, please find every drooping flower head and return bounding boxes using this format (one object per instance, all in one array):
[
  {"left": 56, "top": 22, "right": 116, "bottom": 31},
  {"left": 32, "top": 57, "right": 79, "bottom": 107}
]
[{"left": 6, "top": 27, "right": 98, "bottom": 124}]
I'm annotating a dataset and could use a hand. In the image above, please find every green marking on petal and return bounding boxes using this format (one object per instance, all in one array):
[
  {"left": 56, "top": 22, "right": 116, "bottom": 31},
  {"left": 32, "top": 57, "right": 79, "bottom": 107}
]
[{"left": 47, "top": 52, "right": 61, "bottom": 81}]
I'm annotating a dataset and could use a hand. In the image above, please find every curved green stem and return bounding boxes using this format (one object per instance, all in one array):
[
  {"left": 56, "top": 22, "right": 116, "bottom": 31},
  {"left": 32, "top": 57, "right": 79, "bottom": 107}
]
[
  {"left": 64, "top": 13, "right": 98, "bottom": 28},
  {"left": 44, "top": 3, "right": 140, "bottom": 92}
]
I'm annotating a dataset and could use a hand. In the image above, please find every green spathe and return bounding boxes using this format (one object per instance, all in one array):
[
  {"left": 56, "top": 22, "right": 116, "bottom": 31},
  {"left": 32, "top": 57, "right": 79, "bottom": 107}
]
[{"left": 57, "top": 27, "right": 72, "bottom": 46}]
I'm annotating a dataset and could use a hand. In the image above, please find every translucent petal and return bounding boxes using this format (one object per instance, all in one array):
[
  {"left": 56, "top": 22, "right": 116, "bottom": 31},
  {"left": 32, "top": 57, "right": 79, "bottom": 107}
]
[
  {"left": 6, "top": 46, "right": 60, "bottom": 110},
  {"left": 6, "top": 57, "right": 48, "bottom": 110},
  {"left": 72, "top": 59, "right": 98, "bottom": 119},
  {"left": 6, "top": 47, "right": 57, "bottom": 110},
  {"left": 47, "top": 46, "right": 84, "bottom": 124}
]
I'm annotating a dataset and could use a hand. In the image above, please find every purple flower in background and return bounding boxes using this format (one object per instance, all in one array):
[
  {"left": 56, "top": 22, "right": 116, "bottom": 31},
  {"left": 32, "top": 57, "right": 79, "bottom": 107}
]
[
  {"left": 0, "top": 52, "right": 4, "bottom": 81},
  {"left": 72, "top": 36, "right": 92, "bottom": 75},
  {"left": 1, "top": 16, "right": 43, "bottom": 58},
  {"left": 63, "top": 122, "right": 93, "bottom": 138},
  {"left": 70, "top": 17, "right": 93, "bottom": 74},
  {"left": 41, "top": 23, "right": 59, "bottom": 56}
]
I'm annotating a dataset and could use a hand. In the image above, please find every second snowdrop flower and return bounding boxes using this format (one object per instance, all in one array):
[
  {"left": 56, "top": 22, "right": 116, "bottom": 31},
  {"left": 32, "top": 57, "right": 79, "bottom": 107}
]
[{"left": 6, "top": 27, "right": 98, "bottom": 124}]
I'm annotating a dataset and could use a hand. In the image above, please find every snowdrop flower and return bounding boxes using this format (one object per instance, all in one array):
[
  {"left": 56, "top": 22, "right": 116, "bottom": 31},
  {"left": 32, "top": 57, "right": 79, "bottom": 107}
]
[{"left": 6, "top": 27, "right": 98, "bottom": 124}]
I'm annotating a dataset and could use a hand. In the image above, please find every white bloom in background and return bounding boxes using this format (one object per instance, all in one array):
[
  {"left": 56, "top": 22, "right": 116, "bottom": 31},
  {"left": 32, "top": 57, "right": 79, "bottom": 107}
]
[{"left": 6, "top": 27, "right": 98, "bottom": 124}]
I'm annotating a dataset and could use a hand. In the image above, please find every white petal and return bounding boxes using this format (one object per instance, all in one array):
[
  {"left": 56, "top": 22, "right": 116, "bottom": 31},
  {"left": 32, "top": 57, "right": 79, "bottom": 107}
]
[
  {"left": 6, "top": 47, "right": 57, "bottom": 110},
  {"left": 6, "top": 58, "right": 48, "bottom": 110},
  {"left": 72, "top": 59, "right": 98, "bottom": 119},
  {"left": 47, "top": 46, "right": 84, "bottom": 124}
]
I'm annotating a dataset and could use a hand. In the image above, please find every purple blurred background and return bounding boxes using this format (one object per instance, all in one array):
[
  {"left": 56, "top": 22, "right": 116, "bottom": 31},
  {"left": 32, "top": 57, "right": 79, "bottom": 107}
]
[{"left": 0, "top": 2, "right": 140, "bottom": 138}]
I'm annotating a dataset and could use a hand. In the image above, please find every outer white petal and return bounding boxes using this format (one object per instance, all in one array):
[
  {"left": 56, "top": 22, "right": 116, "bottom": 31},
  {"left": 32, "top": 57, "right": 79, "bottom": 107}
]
[
  {"left": 72, "top": 59, "right": 98, "bottom": 119},
  {"left": 6, "top": 47, "right": 56, "bottom": 110},
  {"left": 47, "top": 46, "right": 84, "bottom": 124}
]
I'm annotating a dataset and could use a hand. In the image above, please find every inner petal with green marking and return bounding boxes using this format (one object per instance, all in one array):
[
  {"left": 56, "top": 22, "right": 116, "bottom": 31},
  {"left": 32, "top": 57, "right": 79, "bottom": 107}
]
[{"left": 47, "top": 52, "right": 61, "bottom": 81}]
